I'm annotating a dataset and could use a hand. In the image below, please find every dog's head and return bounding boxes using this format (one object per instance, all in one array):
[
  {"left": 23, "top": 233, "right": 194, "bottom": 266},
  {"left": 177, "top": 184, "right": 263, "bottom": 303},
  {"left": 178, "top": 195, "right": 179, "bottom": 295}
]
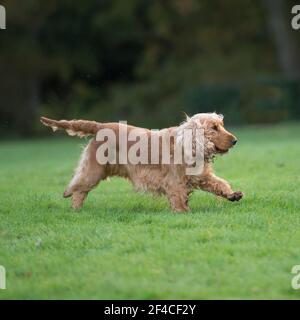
[{"left": 176, "top": 112, "right": 237, "bottom": 161}]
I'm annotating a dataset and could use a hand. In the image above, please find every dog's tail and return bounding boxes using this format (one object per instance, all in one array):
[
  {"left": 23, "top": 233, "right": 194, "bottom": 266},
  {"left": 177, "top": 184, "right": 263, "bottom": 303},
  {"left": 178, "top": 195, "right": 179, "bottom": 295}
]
[{"left": 40, "top": 117, "right": 101, "bottom": 137}]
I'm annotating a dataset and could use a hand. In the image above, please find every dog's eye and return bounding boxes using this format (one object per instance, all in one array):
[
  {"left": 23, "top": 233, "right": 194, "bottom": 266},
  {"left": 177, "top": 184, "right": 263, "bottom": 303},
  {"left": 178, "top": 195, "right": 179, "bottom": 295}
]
[{"left": 212, "top": 125, "right": 218, "bottom": 131}]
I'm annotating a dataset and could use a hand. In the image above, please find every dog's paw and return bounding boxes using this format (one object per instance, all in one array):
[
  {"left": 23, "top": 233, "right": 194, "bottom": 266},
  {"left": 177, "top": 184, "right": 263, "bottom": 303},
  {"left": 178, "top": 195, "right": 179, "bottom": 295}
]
[
  {"left": 227, "top": 191, "right": 244, "bottom": 202},
  {"left": 63, "top": 190, "right": 72, "bottom": 198}
]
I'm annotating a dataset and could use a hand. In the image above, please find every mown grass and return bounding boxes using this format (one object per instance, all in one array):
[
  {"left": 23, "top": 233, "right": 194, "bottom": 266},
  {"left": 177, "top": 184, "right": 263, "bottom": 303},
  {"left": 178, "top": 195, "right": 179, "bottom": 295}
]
[{"left": 0, "top": 124, "right": 300, "bottom": 299}]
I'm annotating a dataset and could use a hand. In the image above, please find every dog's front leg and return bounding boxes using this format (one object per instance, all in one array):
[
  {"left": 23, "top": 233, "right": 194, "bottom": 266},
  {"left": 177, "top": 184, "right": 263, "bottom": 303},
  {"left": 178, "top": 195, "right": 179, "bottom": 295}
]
[
  {"left": 199, "top": 174, "right": 243, "bottom": 202},
  {"left": 166, "top": 187, "right": 190, "bottom": 212}
]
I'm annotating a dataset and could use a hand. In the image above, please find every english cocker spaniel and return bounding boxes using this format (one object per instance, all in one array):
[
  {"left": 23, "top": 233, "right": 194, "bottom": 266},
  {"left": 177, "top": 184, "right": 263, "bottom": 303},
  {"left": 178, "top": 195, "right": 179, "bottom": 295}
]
[{"left": 41, "top": 113, "right": 243, "bottom": 212}]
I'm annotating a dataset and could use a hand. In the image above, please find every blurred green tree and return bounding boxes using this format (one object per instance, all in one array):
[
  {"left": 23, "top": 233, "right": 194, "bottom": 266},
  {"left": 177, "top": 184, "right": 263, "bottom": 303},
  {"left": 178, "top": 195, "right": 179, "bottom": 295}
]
[{"left": 0, "top": 0, "right": 299, "bottom": 137}]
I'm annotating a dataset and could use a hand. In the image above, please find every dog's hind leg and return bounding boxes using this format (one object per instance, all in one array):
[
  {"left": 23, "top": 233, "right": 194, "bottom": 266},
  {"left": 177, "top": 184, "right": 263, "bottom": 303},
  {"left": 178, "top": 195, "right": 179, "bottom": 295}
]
[
  {"left": 64, "top": 140, "right": 105, "bottom": 209},
  {"left": 71, "top": 191, "right": 88, "bottom": 210}
]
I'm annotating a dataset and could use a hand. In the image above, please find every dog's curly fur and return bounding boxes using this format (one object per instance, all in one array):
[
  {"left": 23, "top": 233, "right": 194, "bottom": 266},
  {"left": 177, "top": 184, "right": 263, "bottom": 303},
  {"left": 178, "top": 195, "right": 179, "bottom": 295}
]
[{"left": 41, "top": 113, "right": 243, "bottom": 212}]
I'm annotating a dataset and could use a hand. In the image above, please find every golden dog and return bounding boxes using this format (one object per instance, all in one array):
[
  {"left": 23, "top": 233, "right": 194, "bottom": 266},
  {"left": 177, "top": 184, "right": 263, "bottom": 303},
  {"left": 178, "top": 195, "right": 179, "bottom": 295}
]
[{"left": 41, "top": 113, "right": 243, "bottom": 212}]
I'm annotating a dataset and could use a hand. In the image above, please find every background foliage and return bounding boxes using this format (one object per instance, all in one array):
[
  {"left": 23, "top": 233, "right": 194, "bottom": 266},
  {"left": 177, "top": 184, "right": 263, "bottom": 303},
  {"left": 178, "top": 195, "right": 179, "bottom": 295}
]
[{"left": 0, "top": 0, "right": 300, "bottom": 136}]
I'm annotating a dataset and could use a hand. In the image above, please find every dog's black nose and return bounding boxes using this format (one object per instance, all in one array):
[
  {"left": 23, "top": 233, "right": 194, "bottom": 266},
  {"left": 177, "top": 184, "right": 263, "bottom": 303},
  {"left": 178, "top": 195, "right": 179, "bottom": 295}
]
[{"left": 232, "top": 139, "right": 237, "bottom": 146}]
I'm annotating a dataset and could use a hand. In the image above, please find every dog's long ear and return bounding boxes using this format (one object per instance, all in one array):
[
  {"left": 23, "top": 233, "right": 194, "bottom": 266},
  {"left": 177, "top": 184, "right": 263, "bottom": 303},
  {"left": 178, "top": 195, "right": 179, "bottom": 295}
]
[
  {"left": 217, "top": 113, "right": 224, "bottom": 121},
  {"left": 176, "top": 118, "right": 196, "bottom": 146},
  {"left": 175, "top": 118, "right": 204, "bottom": 165}
]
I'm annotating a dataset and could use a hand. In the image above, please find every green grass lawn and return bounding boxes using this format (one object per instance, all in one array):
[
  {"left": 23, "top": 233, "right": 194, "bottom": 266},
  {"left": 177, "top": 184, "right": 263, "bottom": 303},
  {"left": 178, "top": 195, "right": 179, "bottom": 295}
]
[{"left": 1, "top": 123, "right": 300, "bottom": 299}]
